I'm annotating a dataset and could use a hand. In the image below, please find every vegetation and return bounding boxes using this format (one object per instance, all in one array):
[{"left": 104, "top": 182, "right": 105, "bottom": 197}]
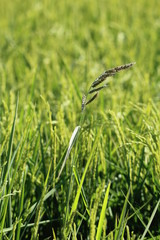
[{"left": 0, "top": 0, "right": 160, "bottom": 239}]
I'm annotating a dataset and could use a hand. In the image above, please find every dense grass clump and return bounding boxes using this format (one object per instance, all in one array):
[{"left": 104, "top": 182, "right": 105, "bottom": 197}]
[{"left": 1, "top": 0, "right": 160, "bottom": 239}]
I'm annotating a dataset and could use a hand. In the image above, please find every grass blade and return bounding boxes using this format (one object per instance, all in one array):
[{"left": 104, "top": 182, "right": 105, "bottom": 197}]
[
  {"left": 127, "top": 199, "right": 155, "bottom": 238},
  {"left": 73, "top": 166, "right": 90, "bottom": 216},
  {"left": 57, "top": 126, "right": 81, "bottom": 180},
  {"left": 114, "top": 189, "right": 130, "bottom": 240},
  {"left": 16, "top": 165, "right": 28, "bottom": 239},
  {"left": 6, "top": 95, "right": 19, "bottom": 228},
  {"left": 96, "top": 181, "right": 111, "bottom": 240},
  {"left": 65, "top": 128, "right": 102, "bottom": 237},
  {"left": 0, "top": 132, "right": 25, "bottom": 238},
  {"left": 140, "top": 199, "right": 160, "bottom": 240}
]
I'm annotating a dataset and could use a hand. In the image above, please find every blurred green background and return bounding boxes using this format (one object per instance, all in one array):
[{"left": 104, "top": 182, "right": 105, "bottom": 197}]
[{"left": 1, "top": 0, "right": 160, "bottom": 110}]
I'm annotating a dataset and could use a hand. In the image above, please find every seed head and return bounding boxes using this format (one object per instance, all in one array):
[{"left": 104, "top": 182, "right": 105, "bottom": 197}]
[{"left": 91, "top": 62, "right": 135, "bottom": 88}]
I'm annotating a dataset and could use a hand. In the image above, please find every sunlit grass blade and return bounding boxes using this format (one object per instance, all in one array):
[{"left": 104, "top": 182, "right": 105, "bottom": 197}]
[
  {"left": 57, "top": 126, "right": 81, "bottom": 180},
  {"left": 140, "top": 199, "right": 160, "bottom": 240},
  {"left": 127, "top": 198, "right": 154, "bottom": 238},
  {"left": 73, "top": 166, "right": 90, "bottom": 216},
  {"left": 126, "top": 225, "right": 131, "bottom": 240},
  {"left": 5, "top": 95, "right": 19, "bottom": 228},
  {"left": 64, "top": 128, "right": 102, "bottom": 237},
  {"left": 16, "top": 165, "right": 28, "bottom": 239},
  {"left": 114, "top": 189, "right": 130, "bottom": 240},
  {"left": 96, "top": 181, "right": 111, "bottom": 240}
]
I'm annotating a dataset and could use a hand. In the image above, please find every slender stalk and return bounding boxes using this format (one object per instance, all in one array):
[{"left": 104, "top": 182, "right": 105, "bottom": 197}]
[{"left": 63, "top": 62, "right": 135, "bottom": 238}]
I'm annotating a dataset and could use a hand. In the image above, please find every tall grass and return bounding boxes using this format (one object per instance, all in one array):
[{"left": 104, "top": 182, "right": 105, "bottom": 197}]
[{"left": 1, "top": 0, "right": 160, "bottom": 239}]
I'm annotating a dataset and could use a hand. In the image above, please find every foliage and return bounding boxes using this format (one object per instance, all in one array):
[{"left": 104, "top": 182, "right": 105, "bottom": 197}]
[{"left": 0, "top": 0, "right": 160, "bottom": 239}]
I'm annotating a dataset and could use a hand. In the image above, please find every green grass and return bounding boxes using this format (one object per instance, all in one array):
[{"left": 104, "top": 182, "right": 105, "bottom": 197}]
[{"left": 0, "top": 0, "right": 160, "bottom": 239}]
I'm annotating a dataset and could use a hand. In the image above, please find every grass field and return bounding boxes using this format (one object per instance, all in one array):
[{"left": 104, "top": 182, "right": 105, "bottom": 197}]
[{"left": 1, "top": 0, "right": 160, "bottom": 239}]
